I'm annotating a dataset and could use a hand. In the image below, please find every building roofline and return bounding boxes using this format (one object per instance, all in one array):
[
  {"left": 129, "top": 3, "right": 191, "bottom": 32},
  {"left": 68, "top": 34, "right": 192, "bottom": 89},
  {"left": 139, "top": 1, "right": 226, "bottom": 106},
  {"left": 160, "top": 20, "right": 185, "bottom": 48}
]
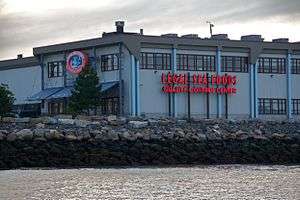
[
  {"left": 32, "top": 32, "right": 299, "bottom": 57},
  {"left": 0, "top": 56, "right": 39, "bottom": 71}
]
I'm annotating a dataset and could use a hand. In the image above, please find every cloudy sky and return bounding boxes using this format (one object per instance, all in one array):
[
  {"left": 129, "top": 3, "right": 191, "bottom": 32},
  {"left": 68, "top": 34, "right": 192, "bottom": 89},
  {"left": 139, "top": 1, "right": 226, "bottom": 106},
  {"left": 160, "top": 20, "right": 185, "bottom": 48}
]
[{"left": 0, "top": 0, "right": 299, "bottom": 60}]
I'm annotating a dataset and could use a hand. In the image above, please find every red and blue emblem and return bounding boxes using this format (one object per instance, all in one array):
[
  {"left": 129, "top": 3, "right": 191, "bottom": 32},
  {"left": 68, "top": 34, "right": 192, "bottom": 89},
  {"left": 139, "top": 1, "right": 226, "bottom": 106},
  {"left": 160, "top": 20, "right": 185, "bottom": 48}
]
[{"left": 66, "top": 51, "right": 88, "bottom": 74}]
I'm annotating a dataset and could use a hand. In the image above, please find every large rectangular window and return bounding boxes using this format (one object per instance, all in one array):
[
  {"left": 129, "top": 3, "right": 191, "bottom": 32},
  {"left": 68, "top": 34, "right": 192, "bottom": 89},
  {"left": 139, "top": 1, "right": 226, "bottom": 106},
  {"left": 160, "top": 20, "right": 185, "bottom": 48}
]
[
  {"left": 48, "top": 101, "right": 66, "bottom": 115},
  {"left": 141, "top": 52, "right": 171, "bottom": 70},
  {"left": 101, "top": 54, "right": 119, "bottom": 71},
  {"left": 221, "top": 56, "right": 248, "bottom": 73},
  {"left": 258, "top": 98, "right": 286, "bottom": 115},
  {"left": 48, "top": 61, "right": 64, "bottom": 78},
  {"left": 101, "top": 97, "right": 119, "bottom": 115},
  {"left": 177, "top": 54, "right": 215, "bottom": 71},
  {"left": 292, "top": 99, "right": 300, "bottom": 115},
  {"left": 292, "top": 59, "right": 300, "bottom": 74},
  {"left": 258, "top": 57, "right": 286, "bottom": 74}
]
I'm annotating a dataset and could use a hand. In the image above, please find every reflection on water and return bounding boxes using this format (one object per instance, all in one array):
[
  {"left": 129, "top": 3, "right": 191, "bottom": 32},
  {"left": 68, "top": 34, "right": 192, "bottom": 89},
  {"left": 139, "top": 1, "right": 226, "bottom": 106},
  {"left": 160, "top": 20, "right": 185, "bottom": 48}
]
[{"left": 0, "top": 165, "right": 299, "bottom": 200}]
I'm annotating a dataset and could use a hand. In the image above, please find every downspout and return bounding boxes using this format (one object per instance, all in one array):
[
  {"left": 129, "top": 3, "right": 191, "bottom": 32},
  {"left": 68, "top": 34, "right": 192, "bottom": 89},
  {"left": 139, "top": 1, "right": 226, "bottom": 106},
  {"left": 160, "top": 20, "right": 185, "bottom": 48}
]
[{"left": 118, "top": 42, "right": 123, "bottom": 116}]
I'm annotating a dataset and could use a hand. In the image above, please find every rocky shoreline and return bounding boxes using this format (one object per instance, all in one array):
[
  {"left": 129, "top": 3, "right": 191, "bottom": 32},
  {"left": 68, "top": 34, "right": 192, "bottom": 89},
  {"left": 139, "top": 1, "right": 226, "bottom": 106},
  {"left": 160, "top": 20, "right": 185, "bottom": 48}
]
[{"left": 0, "top": 116, "right": 299, "bottom": 169}]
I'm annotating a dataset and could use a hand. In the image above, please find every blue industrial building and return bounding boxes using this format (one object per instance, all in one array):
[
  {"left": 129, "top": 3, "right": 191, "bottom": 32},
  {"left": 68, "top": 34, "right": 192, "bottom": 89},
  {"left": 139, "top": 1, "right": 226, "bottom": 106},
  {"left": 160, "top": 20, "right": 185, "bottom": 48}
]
[{"left": 0, "top": 21, "right": 300, "bottom": 120}]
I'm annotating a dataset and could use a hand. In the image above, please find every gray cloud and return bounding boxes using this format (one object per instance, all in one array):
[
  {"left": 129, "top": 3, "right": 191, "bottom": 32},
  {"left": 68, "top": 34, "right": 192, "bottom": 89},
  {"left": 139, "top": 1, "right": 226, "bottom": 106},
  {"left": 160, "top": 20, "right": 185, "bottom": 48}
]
[{"left": 0, "top": 0, "right": 299, "bottom": 59}]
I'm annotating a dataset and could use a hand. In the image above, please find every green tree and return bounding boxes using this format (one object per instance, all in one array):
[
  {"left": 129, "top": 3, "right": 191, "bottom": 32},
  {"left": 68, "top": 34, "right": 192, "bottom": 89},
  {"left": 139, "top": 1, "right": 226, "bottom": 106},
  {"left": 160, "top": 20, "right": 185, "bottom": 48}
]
[
  {"left": 0, "top": 84, "right": 15, "bottom": 117},
  {"left": 68, "top": 66, "right": 101, "bottom": 115}
]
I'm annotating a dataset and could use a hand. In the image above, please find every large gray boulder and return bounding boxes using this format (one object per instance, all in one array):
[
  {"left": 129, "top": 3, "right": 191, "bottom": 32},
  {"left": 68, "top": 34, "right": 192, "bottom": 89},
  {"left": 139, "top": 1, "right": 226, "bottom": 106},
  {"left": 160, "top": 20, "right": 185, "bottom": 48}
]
[
  {"left": 15, "top": 118, "right": 30, "bottom": 123},
  {"left": 65, "top": 133, "right": 78, "bottom": 141},
  {"left": 74, "top": 119, "right": 91, "bottom": 128},
  {"left": 107, "top": 115, "right": 117, "bottom": 122},
  {"left": 0, "top": 133, "right": 5, "bottom": 141},
  {"left": 45, "top": 130, "right": 63, "bottom": 140},
  {"left": 58, "top": 118, "right": 75, "bottom": 125},
  {"left": 2, "top": 117, "right": 16, "bottom": 123},
  {"left": 77, "top": 132, "right": 91, "bottom": 140},
  {"left": 128, "top": 121, "right": 148, "bottom": 129},
  {"left": 33, "top": 128, "right": 48, "bottom": 138},
  {"left": 119, "top": 131, "right": 137, "bottom": 141},
  {"left": 35, "top": 123, "right": 45, "bottom": 129},
  {"left": 95, "top": 130, "right": 119, "bottom": 141},
  {"left": 42, "top": 117, "right": 58, "bottom": 125},
  {"left": 7, "top": 132, "right": 17, "bottom": 142},
  {"left": 16, "top": 129, "right": 33, "bottom": 140},
  {"left": 206, "top": 128, "right": 222, "bottom": 140},
  {"left": 148, "top": 119, "right": 159, "bottom": 126}
]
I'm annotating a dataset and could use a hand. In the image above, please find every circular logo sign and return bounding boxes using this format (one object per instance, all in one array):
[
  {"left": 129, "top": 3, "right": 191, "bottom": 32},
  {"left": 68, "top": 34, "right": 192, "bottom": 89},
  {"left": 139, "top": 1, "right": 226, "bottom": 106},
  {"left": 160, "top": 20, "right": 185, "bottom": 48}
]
[{"left": 66, "top": 51, "right": 88, "bottom": 74}]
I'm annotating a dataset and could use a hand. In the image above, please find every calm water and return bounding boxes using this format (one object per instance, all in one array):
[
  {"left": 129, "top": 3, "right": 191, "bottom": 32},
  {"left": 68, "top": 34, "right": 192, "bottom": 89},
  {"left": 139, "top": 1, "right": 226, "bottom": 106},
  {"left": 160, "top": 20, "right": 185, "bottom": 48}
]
[{"left": 0, "top": 165, "right": 299, "bottom": 200}]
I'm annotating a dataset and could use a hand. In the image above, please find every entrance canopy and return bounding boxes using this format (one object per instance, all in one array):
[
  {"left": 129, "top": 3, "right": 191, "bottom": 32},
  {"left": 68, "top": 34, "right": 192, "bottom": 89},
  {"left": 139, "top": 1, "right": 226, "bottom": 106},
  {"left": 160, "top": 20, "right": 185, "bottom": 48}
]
[
  {"left": 28, "top": 81, "right": 119, "bottom": 101},
  {"left": 27, "top": 87, "right": 62, "bottom": 101}
]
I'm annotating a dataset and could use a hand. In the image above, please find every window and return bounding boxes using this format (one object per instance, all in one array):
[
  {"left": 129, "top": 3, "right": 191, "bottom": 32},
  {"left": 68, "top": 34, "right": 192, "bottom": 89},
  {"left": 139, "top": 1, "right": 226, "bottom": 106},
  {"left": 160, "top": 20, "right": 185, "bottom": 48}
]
[
  {"left": 258, "top": 98, "right": 286, "bottom": 115},
  {"left": 48, "top": 61, "right": 64, "bottom": 78},
  {"left": 101, "top": 54, "right": 119, "bottom": 71},
  {"left": 258, "top": 57, "right": 286, "bottom": 74},
  {"left": 48, "top": 101, "right": 65, "bottom": 115},
  {"left": 177, "top": 54, "right": 215, "bottom": 71},
  {"left": 221, "top": 56, "right": 248, "bottom": 72},
  {"left": 292, "top": 99, "right": 300, "bottom": 115},
  {"left": 101, "top": 97, "right": 119, "bottom": 115},
  {"left": 141, "top": 53, "right": 171, "bottom": 70},
  {"left": 292, "top": 59, "right": 300, "bottom": 74}
]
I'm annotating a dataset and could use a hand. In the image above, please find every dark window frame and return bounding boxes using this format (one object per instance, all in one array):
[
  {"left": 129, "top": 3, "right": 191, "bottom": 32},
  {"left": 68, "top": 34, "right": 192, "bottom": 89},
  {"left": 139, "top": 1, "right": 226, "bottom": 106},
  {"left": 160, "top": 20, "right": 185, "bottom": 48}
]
[
  {"left": 221, "top": 56, "right": 249, "bottom": 73},
  {"left": 140, "top": 52, "right": 171, "bottom": 70},
  {"left": 177, "top": 54, "right": 215, "bottom": 71},
  {"left": 292, "top": 59, "right": 300, "bottom": 74},
  {"left": 47, "top": 61, "right": 64, "bottom": 78},
  {"left": 101, "top": 97, "right": 119, "bottom": 115},
  {"left": 101, "top": 54, "right": 119, "bottom": 71},
  {"left": 48, "top": 101, "right": 66, "bottom": 115},
  {"left": 258, "top": 98, "right": 286, "bottom": 115},
  {"left": 292, "top": 99, "right": 300, "bottom": 115},
  {"left": 258, "top": 57, "right": 286, "bottom": 74}
]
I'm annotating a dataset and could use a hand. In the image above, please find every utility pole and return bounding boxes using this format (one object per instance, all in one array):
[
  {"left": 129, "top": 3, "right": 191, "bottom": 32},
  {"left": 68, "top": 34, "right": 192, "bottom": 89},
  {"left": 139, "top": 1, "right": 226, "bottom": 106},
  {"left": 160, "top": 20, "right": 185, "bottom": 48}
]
[{"left": 206, "top": 21, "right": 214, "bottom": 37}]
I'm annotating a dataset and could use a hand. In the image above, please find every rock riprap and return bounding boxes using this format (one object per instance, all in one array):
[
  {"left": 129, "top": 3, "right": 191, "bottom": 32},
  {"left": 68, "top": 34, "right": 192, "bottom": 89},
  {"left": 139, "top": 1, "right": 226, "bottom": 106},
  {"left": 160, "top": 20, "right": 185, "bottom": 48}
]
[{"left": 0, "top": 116, "right": 299, "bottom": 169}]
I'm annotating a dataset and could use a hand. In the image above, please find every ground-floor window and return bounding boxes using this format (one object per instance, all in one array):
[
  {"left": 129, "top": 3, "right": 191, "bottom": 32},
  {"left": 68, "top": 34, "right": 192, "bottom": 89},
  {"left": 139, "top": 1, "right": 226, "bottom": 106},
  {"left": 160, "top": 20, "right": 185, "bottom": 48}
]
[
  {"left": 258, "top": 98, "right": 286, "bottom": 115},
  {"left": 12, "top": 103, "right": 41, "bottom": 117},
  {"left": 101, "top": 97, "right": 119, "bottom": 115},
  {"left": 292, "top": 99, "right": 300, "bottom": 115},
  {"left": 48, "top": 101, "right": 66, "bottom": 115}
]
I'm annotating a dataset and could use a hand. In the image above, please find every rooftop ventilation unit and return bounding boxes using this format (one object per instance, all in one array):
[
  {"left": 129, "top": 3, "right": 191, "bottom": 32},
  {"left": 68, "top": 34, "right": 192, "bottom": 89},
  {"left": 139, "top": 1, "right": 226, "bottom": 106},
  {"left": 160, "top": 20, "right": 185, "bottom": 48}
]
[
  {"left": 272, "top": 38, "right": 289, "bottom": 43},
  {"left": 181, "top": 34, "right": 199, "bottom": 39},
  {"left": 161, "top": 33, "right": 178, "bottom": 37},
  {"left": 17, "top": 54, "right": 23, "bottom": 59},
  {"left": 211, "top": 34, "right": 229, "bottom": 40},
  {"left": 115, "top": 21, "right": 125, "bottom": 33},
  {"left": 241, "top": 35, "right": 264, "bottom": 42}
]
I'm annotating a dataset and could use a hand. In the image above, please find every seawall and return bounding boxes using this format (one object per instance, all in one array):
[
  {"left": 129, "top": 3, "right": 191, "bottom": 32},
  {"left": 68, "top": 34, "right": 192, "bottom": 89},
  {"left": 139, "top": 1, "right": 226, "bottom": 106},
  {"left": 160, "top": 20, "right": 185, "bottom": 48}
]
[{"left": 0, "top": 116, "right": 299, "bottom": 169}]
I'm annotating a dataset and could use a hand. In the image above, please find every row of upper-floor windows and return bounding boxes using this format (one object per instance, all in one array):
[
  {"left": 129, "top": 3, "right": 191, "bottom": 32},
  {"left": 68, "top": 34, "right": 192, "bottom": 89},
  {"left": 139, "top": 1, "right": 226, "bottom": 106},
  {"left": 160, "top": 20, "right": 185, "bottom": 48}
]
[
  {"left": 258, "top": 98, "right": 300, "bottom": 115},
  {"left": 47, "top": 54, "right": 120, "bottom": 77},
  {"left": 140, "top": 52, "right": 300, "bottom": 74},
  {"left": 46, "top": 54, "right": 300, "bottom": 78}
]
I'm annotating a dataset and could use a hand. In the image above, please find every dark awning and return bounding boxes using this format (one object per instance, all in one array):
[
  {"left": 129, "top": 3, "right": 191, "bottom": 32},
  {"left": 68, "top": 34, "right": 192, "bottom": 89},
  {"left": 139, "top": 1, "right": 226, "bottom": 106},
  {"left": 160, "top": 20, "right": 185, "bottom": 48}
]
[
  {"left": 27, "top": 87, "right": 62, "bottom": 101},
  {"left": 100, "top": 81, "right": 119, "bottom": 92},
  {"left": 47, "top": 87, "right": 73, "bottom": 99}
]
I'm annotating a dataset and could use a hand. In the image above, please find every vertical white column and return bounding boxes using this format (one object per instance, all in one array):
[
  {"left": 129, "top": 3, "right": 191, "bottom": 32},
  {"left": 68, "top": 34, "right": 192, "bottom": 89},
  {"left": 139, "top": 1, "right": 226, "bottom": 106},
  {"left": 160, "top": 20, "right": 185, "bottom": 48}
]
[
  {"left": 216, "top": 48, "right": 222, "bottom": 118},
  {"left": 250, "top": 63, "right": 255, "bottom": 118},
  {"left": 172, "top": 47, "right": 177, "bottom": 118},
  {"left": 136, "top": 59, "right": 141, "bottom": 116},
  {"left": 287, "top": 53, "right": 292, "bottom": 119},
  {"left": 130, "top": 55, "right": 136, "bottom": 116},
  {"left": 254, "top": 61, "right": 258, "bottom": 118}
]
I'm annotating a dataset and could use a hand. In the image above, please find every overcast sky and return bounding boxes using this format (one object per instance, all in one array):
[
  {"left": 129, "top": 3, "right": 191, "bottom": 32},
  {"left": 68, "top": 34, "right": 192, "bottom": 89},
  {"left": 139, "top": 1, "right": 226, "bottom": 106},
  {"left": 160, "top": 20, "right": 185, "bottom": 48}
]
[{"left": 0, "top": 0, "right": 299, "bottom": 60}]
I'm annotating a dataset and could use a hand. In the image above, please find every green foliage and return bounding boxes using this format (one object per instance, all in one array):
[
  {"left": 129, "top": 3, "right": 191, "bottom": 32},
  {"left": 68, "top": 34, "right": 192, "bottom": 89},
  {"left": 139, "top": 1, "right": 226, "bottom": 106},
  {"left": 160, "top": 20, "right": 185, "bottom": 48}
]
[
  {"left": 0, "top": 84, "right": 15, "bottom": 117},
  {"left": 68, "top": 66, "right": 101, "bottom": 115}
]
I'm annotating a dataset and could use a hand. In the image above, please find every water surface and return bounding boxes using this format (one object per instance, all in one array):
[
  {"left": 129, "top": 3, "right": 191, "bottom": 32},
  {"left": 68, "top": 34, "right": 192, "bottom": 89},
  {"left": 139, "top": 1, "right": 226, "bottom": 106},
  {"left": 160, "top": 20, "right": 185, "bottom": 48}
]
[{"left": 0, "top": 165, "right": 299, "bottom": 200}]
